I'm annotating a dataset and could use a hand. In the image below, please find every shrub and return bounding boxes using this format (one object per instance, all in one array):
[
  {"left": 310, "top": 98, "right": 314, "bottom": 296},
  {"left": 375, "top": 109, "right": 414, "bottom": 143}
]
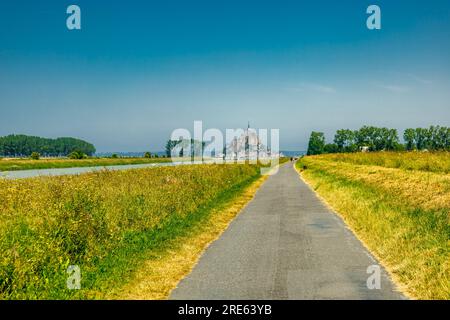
[
  {"left": 30, "top": 152, "right": 40, "bottom": 160},
  {"left": 69, "top": 151, "right": 87, "bottom": 159}
]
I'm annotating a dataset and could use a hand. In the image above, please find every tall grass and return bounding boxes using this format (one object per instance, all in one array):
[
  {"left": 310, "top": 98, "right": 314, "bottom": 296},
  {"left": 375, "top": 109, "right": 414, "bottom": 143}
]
[
  {"left": 0, "top": 164, "right": 260, "bottom": 299},
  {"left": 297, "top": 152, "right": 450, "bottom": 299},
  {"left": 319, "top": 151, "right": 450, "bottom": 173}
]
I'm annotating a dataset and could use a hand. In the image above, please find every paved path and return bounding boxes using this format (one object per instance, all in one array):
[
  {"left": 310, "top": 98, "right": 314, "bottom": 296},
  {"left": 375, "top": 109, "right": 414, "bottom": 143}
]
[{"left": 171, "top": 164, "right": 404, "bottom": 300}]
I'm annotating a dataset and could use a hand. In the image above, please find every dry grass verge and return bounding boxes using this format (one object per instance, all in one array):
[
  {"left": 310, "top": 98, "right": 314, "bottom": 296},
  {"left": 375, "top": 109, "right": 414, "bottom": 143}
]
[
  {"left": 296, "top": 153, "right": 449, "bottom": 300},
  {"left": 108, "top": 176, "right": 267, "bottom": 299}
]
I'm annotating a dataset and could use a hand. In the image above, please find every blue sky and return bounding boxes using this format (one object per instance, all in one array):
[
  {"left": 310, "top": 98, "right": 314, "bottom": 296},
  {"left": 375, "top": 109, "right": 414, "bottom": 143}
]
[{"left": 1, "top": 0, "right": 449, "bottom": 152}]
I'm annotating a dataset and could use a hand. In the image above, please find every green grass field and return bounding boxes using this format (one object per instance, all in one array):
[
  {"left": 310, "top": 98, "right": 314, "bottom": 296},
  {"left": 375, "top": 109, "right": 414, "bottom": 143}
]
[
  {"left": 0, "top": 157, "right": 172, "bottom": 172},
  {"left": 296, "top": 152, "right": 450, "bottom": 300},
  {"left": 0, "top": 164, "right": 262, "bottom": 299}
]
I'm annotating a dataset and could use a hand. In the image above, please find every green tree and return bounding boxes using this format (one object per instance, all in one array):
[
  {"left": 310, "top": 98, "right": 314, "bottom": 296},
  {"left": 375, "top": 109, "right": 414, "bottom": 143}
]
[
  {"left": 307, "top": 132, "right": 326, "bottom": 155},
  {"left": 324, "top": 143, "right": 339, "bottom": 154},
  {"left": 30, "top": 152, "right": 40, "bottom": 160},
  {"left": 384, "top": 128, "right": 400, "bottom": 151},
  {"left": 354, "top": 126, "right": 375, "bottom": 151},
  {"left": 0, "top": 134, "right": 95, "bottom": 157},
  {"left": 334, "top": 129, "right": 355, "bottom": 152},
  {"left": 446, "top": 127, "right": 450, "bottom": 151},
  {"left": 404, "top": 128, "right": 416, "bottom": 150},
  {"left": 165, "top": 140, "right": 180, "bottom": 158},
  {"left": 435, "top": 126, "right": 447, "bottom": 150},
  {"left": 144, "top": 152, "right": 152, "bottom": 158},
  {"left": 415, "top": 128, "right": 427, "bottom": 150},
  {"left": 165, "top": 139, "right": 205, "bottom": 159},
  {"left": 69, "top": 150, "right": 87, "bottom": 159},
  {"left": 352, "top": 126, "right": 399, "bottom": 151}
]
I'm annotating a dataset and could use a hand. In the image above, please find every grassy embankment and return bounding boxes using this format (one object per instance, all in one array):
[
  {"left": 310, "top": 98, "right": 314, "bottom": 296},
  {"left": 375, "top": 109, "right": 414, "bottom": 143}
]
[
  {"left": 112, "top": 158, "right": 289, "bottom": 299},
  {"left": 296, "top": 152, "right": 450, "bottom": 300},
  {"left": 0, "top": 163, "right": 266, "bottom": 299},
  {"left": 0, "top": 157, "right": 172, "bottom": 172}
]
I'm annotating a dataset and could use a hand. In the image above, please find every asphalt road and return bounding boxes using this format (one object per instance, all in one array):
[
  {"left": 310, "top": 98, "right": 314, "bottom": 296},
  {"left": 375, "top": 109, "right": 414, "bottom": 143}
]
[{"left": 170, "top": 163, "right": 404, "bottom": 300}]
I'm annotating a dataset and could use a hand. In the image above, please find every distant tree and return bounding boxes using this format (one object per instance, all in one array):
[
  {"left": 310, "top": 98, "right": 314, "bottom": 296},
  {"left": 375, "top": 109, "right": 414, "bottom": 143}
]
[
  {"left": 0, "top": 134, "right": 95, "bottom": 157},
  {"left": 334, "top": 129, "right": 356, "bottom": 152},
  {"left": 308, "top": 126, "right": 448, "bottom": 155},
  {"left": 111, "top": 153, "right": 118, "bottom": 159},
  {"left": 165, "top": 140, "right": 180, "bottom": 158},
  {"left": 30, "top": 152, "right": 40, "bottom": 160},
  {"left": 144, "top": 152, "right": 152, "bottom": 158},
  {"left": 428, "top": 125, "right": 448, "bottom": 150},
  {"left": 424, "top": 126, "right": 435, "bottom": 150},
  {"left": 403, "top": 126, "right": 450, "bottom": 151},
  {"left": 351, "top": 126, "right": 400, "bottom": 152},
  {"left": 435, "top": 126, "right": 448, "bottom": 150},
  {"left": 324, "top": 143, "right": 339, "bottom": 154},
  {"left": 354, "top": 126, "right": 372, "bottom": 150},
  {"left": 69, "top": 150, "right": 87, "bottom": 159},
  {"left": 307, "top": 132, "right": 326, "bottom": 155},
  {"left": 385, "top": 128, "right": 400, "bottom": 151},
  {"left": 354, "top": 126, "right": 380, "bottom": 151},
  {"left": 165, "top": 139, "right": 205, "bottom": 159},
  {"left": 446, "top": 127, "right": 450, "bottom": 151},
  {"left": 414, "top": 128, "right": 427, "bottom": 150},
  {"left": 404, "top": 128, "right": 416, "bottom": 150},
  {"left": 394, "top": 143, "right": 406, "bottom": 152}
]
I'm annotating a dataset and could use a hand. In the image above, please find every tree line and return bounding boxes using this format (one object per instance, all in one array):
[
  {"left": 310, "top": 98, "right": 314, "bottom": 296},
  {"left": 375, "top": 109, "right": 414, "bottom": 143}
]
[
  {"left": 307, "top": 125, "right": 450, "bottom": 155},
  {"left": 0, "top": 134, "right": 96, "bottom": 157},
  {"left": 165, "top": 139, "right": 206, "bottom": 158}
]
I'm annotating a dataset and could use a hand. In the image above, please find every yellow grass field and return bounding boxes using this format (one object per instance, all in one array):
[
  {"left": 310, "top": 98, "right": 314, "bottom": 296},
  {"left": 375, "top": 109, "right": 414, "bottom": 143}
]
[
  {"left": 0, "top": 157, "right": 171, "bottom": 172},
  {"left": 297, "top": 152, "right": 450, "bottom": 299},
  {"left": 107, "top": 176, "right": 268, "bottom": 299},
  {"left": 0, "top": 164, "right": 262, "bottom": 299}
]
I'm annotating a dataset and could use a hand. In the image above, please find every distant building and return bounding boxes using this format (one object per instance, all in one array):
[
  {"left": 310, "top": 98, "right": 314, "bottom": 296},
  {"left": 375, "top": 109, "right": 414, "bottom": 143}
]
[
  {"left": 360, "top": 146, "right": 370, "bottom": 152},
  {"left": 216, "top": 123, "right": 281, "bottom": 160}
]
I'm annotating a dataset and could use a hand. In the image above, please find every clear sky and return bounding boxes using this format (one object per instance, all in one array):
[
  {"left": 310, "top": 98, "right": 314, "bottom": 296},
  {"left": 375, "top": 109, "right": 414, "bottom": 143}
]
[{"left": 1, "top": 0, "right": 449, "bottom": 152}]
